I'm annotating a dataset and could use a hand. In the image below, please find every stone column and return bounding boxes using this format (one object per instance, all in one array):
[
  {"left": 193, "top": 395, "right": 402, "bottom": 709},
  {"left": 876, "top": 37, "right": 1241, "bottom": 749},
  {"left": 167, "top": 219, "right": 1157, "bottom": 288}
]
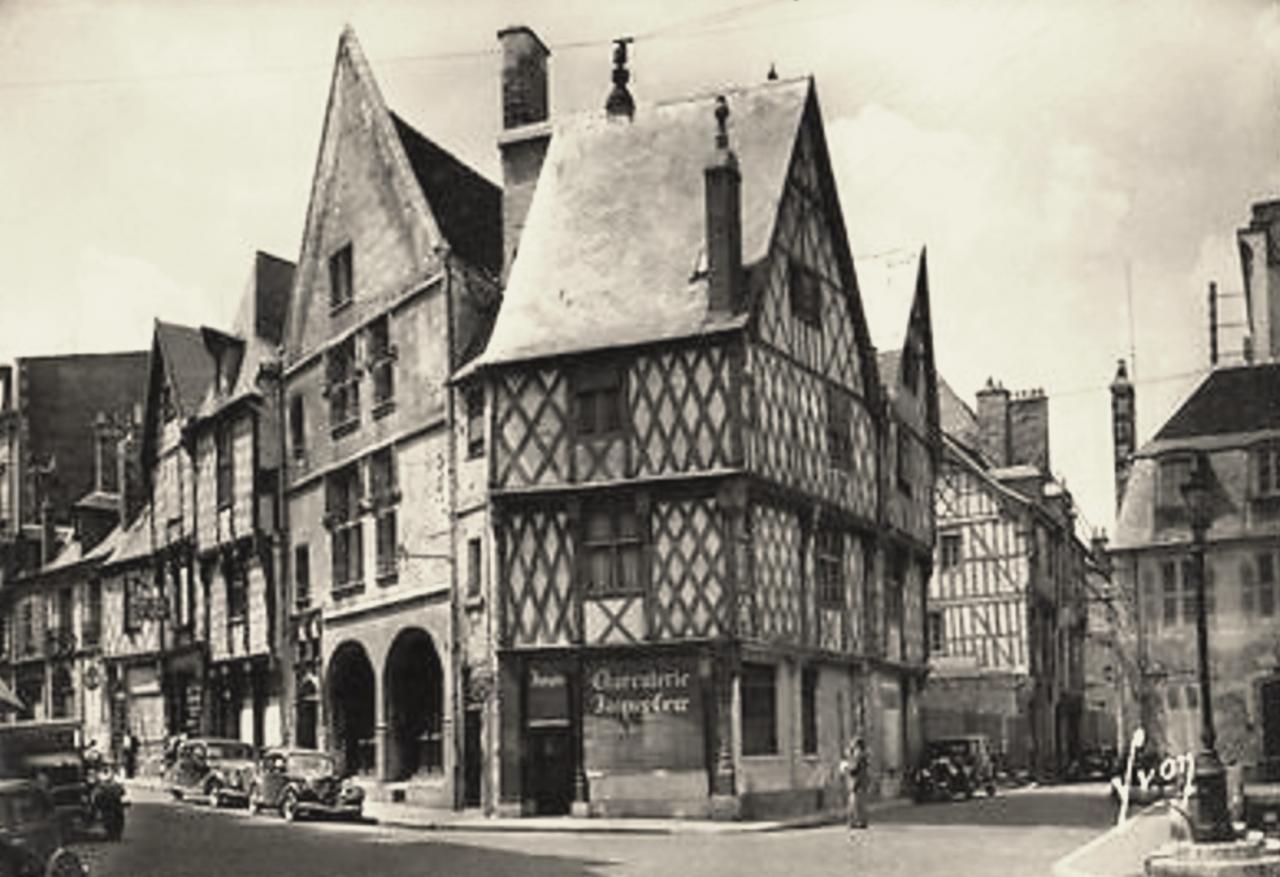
[{"left": 709, "top": 647, "right": 740, "bottom": 820}]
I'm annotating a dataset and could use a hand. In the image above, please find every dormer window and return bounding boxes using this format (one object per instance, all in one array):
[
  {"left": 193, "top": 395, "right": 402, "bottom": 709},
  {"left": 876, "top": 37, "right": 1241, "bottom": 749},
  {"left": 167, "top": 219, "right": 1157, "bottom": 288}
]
[
  {"left": 1157, "top": 455, "right": 1192, "bottom": 511},
  {"left": 1253, "top": 442, "right": 1280, "bottom": 499},
  {"left": 329, "top": 244, "right": 353, "bottom": 312}
]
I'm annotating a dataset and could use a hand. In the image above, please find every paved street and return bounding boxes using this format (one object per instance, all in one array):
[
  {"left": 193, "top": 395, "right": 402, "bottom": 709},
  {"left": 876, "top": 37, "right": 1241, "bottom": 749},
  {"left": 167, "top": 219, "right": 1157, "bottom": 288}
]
[{"left": 71, "top": 783, "right": 1116, "bottom": 877}]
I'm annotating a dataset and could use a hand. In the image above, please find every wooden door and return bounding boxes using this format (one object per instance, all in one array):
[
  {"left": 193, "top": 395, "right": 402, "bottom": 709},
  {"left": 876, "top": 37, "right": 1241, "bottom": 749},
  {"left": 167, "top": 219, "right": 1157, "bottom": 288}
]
[{"left": 1262, "top": 679, "right": 1280, "bottom": 760}]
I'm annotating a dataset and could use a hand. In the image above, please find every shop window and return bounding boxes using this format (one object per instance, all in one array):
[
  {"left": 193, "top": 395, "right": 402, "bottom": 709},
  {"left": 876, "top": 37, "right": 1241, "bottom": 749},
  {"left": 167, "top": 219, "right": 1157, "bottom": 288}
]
[
  {"left": 467, "top": 538, "right": 482, "bottom": 598},
  {"left": 801, "top": 667, "right": 818, "bottom": 756},
  {"left": 826, "top": 385, "right": 852, "bottom": 470},
  {"left": 326, "top": 337, "right": 359, "bottom": 435},
  {"left": 367, "top": 316, "right": 396, "bottom": 414},
  {"left": 371, "top": 448, "right": 399, "bottom": 584},
  {"left": 466, "top": 387, "right": 485, "bottom": 459},
  {"left": 789, "top": 259, "right": 822, "bottom": 329},
  {"left": 940, "top": 532, "right": 962, "bottom": 570},
  {"left": 216, "top": 423, "right": 233, "bottom": 509},
  {"left": 329, "top": 244, "right": 353, "bottom": 311},
  {"left": 578, "top": 498, "right": 644, "bottom": 596},
  {"left": 51, "top": 666, "right": 73, "bottom": 719},
  {"left": 1161, "top": 561, "right": 1179, "bottom": 626},
  {"left": 741, "top": 663, "right": 778, "bottom": 756},
  {"left": 1250, "top": 552, "right": 1279, "bottom": 617},
  {"left": 294, "top": 544, "right": 310, "bottom": 610},
  {"left": 326, "top": 464, "right": 364, "bottom": 598},
  {"left": 815, "top": 528, "right": 843, "bottom": 608}
]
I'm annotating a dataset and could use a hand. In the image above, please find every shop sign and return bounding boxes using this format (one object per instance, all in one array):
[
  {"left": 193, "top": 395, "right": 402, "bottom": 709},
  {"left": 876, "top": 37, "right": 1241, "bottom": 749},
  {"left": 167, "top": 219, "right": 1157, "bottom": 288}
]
[
  {"left": 587, "top": 664, "right": 693, "bottom": 720},
  {"left": 527, "top": 664, "right": 569, "bottom": 728}
]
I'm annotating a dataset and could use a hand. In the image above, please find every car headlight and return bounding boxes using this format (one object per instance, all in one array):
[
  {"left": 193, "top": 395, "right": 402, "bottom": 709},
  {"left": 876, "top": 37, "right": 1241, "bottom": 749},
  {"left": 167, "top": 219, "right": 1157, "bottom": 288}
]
[{"left": 340, "top": 782, "right": 364, "bottom": 801}]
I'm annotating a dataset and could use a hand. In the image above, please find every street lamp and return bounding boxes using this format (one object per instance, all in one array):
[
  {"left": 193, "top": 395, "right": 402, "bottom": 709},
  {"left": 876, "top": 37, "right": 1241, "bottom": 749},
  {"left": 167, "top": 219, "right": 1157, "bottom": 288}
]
[{"left": 1180, "top": 450, "right": 1234, "bottom": 843}]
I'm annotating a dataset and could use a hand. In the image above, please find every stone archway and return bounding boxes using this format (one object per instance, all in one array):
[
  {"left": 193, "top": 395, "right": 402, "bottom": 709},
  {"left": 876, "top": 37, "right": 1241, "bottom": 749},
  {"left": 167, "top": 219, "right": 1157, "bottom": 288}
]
[
  {"left": 327, "top": 641, "right": 375, "bottom": 776},
  {"left": 384, "top": 628, "right": 444, "bottom": 782}
]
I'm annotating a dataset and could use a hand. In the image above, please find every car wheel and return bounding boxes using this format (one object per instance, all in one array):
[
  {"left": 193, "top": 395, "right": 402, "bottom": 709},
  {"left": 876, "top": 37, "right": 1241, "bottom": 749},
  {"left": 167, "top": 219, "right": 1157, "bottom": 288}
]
[
  {"left": 44, "top": 848, "right": 86, "bottom": 877},
  {"left": 986, "top": 783, "right": 997, "bottom": 797},
  {"left": 282, "top": 790, "right": 299, "bottom": 823}
]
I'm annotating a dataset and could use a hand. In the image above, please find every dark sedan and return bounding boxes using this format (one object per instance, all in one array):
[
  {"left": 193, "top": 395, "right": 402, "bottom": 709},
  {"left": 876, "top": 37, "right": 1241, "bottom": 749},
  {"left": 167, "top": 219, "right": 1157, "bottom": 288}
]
[
  {"left": 168, "top": 738, "right": 257, "bottom": 808},
  {"left": 248, "top": 749, "right": 364, "bottom": 822}
]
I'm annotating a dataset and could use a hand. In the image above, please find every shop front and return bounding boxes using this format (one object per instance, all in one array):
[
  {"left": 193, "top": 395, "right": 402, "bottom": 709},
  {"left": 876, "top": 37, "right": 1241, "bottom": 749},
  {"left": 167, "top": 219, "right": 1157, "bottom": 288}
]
[{"left": 510, "top": 648, "right": 714, "bottom": 819}]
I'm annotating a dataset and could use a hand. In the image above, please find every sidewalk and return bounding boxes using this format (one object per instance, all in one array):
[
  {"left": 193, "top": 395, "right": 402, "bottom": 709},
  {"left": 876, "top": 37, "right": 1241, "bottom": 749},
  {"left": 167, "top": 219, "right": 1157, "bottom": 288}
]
[
  {"left": 1051, "top": 802, "right": 1177, "bottom": 877},
  {"left": 123, "top": 777, "right": 911, "bottom": 835}
]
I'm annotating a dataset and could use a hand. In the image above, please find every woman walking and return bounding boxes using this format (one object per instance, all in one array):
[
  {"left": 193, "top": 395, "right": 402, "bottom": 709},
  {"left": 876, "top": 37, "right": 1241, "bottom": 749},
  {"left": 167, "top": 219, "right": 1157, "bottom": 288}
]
[{"left": 840, "top": 737, "right": 869, "bottom": 830}]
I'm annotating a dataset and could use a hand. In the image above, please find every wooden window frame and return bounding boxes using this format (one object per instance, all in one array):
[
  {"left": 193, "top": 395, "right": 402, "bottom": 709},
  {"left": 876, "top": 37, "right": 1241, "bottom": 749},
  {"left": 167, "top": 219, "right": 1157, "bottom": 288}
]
[
  {"left": 1254, "top": 442, "right": 1280, "bottom": 499},
  {"left": 370, "top": 447, "right": 400, "bottom": 585},
  {"left": 465, "top": 387, "right": 485, "bottom": 459},
  {"left": 896, "top": 425, "right": 912, "bottom": 496},
  {"left": 577, "top": 495, "right": 646, "bottom": 597},
  {"left": 927, "top": 609, "right": 945, "bottom": 655},
  {"left": 826, "top": 385, "right": 852, "bottom": 471},
  {"left": 294, "top": 544, "right": 310, "bottom": 611},
  {"left": 939, "top": 532, "right": 962, "bottom": 570},
  {"left": 226, "top": 564, "right": 248, "bottom": 622},
  {"left": 815, "top": 528, "right": 843, "bottom": 608},
  {"left": 328, "top": 244, "right": 353, "bottom": 313},
  {"left": 326, "top": 463, "right": 364, "bottom": 598},
  {"left": 741, "top": 662, "right": 778, "bottom": 756},
  {"left": 1157, "top": 454, "right": 1192, "bottom": 512},
  {"left": 325, "top": 337, "right": 360, "bottom": 437},
  {"left": 289, "top": 394, "right": 306, "bottom": 460},
  {"left": 367, "top": 316, "right": 396, "bottom": 416},
  {"left": 788, "top": 258, "right": 822, "bottom": 330},
  {"left": 574, "top": 364, "right": 623, "bottom": 440},
  {"left": 467, "top": 537, "right": 483, "bottom": 598},
  {"left": 84, "top": 579, "right": 102, "bottom": 648},
  {"left": 216, "top": 422, "right": 233, "bottom": 510}
]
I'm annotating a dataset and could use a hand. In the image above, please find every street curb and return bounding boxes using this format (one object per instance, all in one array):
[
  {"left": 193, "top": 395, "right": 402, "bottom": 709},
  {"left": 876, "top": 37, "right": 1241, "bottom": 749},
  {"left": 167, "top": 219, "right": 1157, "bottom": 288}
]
[{"left": 1051, "top": 801, "right": 1166, "bottom": 877}]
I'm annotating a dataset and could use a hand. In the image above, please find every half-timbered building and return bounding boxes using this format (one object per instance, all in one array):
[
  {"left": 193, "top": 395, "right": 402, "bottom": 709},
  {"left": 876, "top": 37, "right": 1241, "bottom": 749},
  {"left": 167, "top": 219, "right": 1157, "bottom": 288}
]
[
  {"left": 924, "top": 377, "right": 1088, "bottom": 774},
  {"left": 280, "top": 27, "right": 501, "bottom": 807},
  {"left": 187, "top": 252, "right": 294, "bottom": 747},
  {"left": 462, "top": 28, "right": 939, "bottom": 819}
]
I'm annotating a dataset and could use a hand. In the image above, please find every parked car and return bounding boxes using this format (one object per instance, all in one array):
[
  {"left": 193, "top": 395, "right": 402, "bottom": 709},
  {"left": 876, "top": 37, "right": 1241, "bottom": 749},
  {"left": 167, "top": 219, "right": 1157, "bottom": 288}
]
[
  {"left": 913, "top": 735, "right": 998, "bottom": 802},
  {"left": 168, "top": 738, "right": 256, "bottom": 808},
  {"left": 248, "top": 749, "right": 364, "bottom": 822},
  {"left": 0, "top": 778, "right": 87, "bottom": 877}
]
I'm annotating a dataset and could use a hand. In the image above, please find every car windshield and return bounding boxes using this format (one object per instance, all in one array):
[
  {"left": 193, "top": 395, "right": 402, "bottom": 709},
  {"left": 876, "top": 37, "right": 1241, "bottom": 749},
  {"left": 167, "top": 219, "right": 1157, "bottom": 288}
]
[
  {"left": 929, "top": 740, "right": 975, "bottom": 759},
  {"left": 287, "top": 754, "right": 335, "bottom": 778},
  {"left": 207, "top": 743, "right": 254, "bottom": 761}
]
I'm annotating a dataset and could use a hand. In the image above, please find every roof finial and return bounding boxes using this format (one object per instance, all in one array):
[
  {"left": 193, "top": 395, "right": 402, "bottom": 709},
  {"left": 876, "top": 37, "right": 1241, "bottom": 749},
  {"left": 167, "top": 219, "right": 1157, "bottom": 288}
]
[
  {"left": 767, "top": 62, "right": 778, "bottom": 81},
  {"left": 714, "top": 95, "right": 730, "bottom": 151},
  {"left": 605, "top": 37, "right": 636, "bottom": 120}
]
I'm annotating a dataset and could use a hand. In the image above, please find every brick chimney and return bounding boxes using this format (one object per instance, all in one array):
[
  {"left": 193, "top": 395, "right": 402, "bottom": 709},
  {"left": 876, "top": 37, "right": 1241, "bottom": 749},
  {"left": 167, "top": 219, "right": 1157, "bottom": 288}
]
[
  {"left": 118, "top": 407, "right": 144, "bottom": 526},
  {"left": 705, "top": 96, "right": 743, "bottom": 315},
  {"left": 1110, "top": 359, "right": 1135, "bottom": 512},
  {"left": 497, "top": 26, "right": 552, "bottom": 281},
  {"left": 975, "top": 378, "right": 1011, "bottom": 467},
  {"left": 1008, "top": 388, "right": 1050, "bottom": 473}
]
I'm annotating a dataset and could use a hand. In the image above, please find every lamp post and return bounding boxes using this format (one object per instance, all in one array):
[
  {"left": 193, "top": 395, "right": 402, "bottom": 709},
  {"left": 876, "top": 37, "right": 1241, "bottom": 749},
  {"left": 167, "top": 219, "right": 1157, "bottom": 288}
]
[{"left": 1180, "top": 450, "right": 1234, "bottom": 843}]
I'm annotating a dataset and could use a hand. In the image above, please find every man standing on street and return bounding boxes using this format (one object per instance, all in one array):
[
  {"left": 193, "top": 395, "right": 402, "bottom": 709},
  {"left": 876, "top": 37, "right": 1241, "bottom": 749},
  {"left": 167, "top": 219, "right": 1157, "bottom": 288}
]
[{"left": 840, "top": 737, "right": 869, "bottom": 831}]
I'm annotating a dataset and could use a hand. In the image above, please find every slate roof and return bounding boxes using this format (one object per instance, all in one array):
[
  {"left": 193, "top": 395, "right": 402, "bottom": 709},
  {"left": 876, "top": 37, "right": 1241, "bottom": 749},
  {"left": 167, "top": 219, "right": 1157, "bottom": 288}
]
[
  {"left": 855, "top": 248, "right": 923, "bottom": 356},
  {"left": 938, "top": 374, "right": 982, "bottom": 455},
  {"left": 391, "top": 114, "right": 502, "bottom": 278},
  {"left": 1151, "top": 363, "right": 1280, "bottom": 442},
  {"left": 155, "top": 321, "right": 217, "bottom": 417},
  {"left": 474, "top": 77, "right": 812, "bottom": 369},
  {"left": 105, "top": 507, "right": 153, "bottom": 568}
]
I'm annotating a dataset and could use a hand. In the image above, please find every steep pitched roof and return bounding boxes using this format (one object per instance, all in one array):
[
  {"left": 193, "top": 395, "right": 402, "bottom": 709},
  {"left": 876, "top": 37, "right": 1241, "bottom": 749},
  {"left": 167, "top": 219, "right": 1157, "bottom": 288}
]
[
  {"left": 938, "top": 374, "right": 982, "bottom": 455},
  {"left": 1152, "top": 363, "right": 1280, "bottom": 442},
  {"left": 154, "top": 321, "right": 217, "bottom": 416},
  {"left": 391, "top": 113, "right": 501, "bottom": 277},
  {"left": 474, "top": 77, "right": 813, "bottom": 369}
]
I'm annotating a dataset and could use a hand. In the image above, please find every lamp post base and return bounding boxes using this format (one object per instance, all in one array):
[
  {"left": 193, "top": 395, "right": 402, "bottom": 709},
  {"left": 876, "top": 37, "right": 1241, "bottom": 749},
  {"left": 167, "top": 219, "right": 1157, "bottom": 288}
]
[{"left": 1191, "top": 750, "right": 1236, "bottom": 844}]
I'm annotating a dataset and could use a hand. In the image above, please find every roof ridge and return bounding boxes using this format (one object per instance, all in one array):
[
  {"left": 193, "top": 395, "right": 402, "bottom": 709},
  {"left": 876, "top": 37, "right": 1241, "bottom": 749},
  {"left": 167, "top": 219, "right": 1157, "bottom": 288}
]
[{"left": 389, "top": 111, "right": 500, "bottom": 191}]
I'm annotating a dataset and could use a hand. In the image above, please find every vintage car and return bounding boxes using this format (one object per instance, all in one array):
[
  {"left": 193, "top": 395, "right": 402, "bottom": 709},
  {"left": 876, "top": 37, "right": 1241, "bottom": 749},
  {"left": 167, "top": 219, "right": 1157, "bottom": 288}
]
[
  {"left": 0, "top": 779, "right": 87, "bottom": 877},
  {"left": 248, "top": 749, "right": 364, "bottom": 822},
  {"left": 169, "top": 738, "right": 256, "bottom": 808},
  {"left": 913, "top": 735, "right": 998, "bottom": 802}
]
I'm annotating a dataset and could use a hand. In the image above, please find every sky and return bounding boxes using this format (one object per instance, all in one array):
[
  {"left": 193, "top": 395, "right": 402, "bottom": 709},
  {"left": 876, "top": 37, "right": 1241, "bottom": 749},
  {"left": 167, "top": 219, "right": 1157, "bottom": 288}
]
[{"left": 1, "top": 0, "right": 1278, "bottom": 537}]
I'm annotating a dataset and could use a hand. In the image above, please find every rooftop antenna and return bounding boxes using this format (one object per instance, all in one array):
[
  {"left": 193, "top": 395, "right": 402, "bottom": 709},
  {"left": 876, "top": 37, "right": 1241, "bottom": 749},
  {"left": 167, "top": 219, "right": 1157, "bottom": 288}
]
[{"left": 1125, "top": 259, "right": 1137, "bottom": 381}]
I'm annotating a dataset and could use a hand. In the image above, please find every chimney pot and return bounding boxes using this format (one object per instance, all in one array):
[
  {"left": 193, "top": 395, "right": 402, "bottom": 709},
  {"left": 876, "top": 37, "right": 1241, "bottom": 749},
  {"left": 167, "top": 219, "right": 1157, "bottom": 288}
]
[{"left": 605, "top": 37, "right": 635, "bottom": 120}]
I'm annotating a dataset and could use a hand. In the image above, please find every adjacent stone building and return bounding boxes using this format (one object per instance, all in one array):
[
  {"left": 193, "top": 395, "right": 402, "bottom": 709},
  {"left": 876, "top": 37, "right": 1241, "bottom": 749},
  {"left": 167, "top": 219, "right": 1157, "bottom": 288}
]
[{"left": 1112, "top": 202, "right": 1280, "bottom": 764}]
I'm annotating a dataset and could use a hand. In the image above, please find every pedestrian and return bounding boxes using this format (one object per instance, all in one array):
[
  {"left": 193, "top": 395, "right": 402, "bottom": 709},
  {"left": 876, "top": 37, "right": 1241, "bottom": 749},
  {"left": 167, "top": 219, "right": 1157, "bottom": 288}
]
[
  {"left": 840, "top": 737, "right": 869, "bottom": 831},
  {"left": 124, "top": 732, "right": 139, "bottom": 779}
]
